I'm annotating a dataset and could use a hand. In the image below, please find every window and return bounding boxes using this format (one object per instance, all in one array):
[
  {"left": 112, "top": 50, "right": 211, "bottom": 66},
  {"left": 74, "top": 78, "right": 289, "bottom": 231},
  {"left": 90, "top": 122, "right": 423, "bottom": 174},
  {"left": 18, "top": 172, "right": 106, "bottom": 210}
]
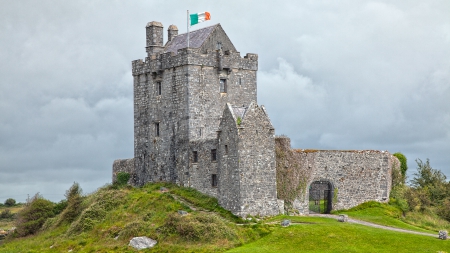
[
  {"left": 224, "top": 145, "right": 228, "bottom": 155},
  {"left": 220, "top": 79, "right": 227, "bottom": 93},
  {"left": 193, "top": 151, "right": 198, "bottom": 163},
  {"left": 212, "top": 174, "right": 218, "bottom": 187},
  {"left": 155, "top": 122, "right": 160, "bottom": 136},
  {"left": 157, "top": 81, "right": 161, "bottom": 95},
  {"left": 211, "top": 149, "right": 217, "bottom": 161},
  {"left": 239, "top": 77, "right": 242, "bottom": 85}
]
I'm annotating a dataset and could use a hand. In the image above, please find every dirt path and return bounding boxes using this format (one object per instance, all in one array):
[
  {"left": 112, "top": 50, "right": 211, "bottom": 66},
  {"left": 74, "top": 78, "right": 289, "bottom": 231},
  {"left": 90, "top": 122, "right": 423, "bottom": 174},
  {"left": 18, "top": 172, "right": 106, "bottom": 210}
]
[{"left": 308, "top": 214, "right": 437, "bottom": 238}]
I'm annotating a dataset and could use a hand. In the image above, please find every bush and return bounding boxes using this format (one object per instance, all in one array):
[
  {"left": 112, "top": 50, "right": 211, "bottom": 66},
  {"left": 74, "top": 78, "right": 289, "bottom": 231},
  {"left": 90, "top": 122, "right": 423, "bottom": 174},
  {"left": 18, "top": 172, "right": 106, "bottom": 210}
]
[
  {"left": 15, "top": 194, "right": 55, "bottom": 237},
  {"left": 163, "top": 212, "right": 237, "bottom": 242},
  {"left": 56, "top": 182, "right": 83, "bottom": 225},
  {"left": 393, "top": 152, "right": 408, "bottom": 179},
  {"left": 0, "top": 209, "right": 14, "bottom": 219},
  {"left": 116, "top": 172, "right": 130, "bottom": 186},
  {"left": 4, "top": 198, "right": 16, "bottom": 207}
]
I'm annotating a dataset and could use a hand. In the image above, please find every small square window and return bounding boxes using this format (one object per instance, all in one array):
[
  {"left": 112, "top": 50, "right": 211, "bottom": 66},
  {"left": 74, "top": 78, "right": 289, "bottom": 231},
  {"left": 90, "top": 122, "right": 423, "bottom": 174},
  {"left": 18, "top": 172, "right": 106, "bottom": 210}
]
[
  {"left": 224, "top": 145, "right": 228, "bottom": 155},
  {"left": 193, "top": 151, "right": 198, "bottom": 163},
  {"left": 157, "top": 81, "right": 162, "bottom": 95},
  {"left": 211, "top": 149, "right": 217, "bottom": 161},
  {"left": 212, "top": 174, "right": 218, "bottom": 187},
  {"left": 220, "top": 79, "right": 227, "bottom": 93},
  {"left": 155, "top": 122, "right": 160, "bottom": 136}
]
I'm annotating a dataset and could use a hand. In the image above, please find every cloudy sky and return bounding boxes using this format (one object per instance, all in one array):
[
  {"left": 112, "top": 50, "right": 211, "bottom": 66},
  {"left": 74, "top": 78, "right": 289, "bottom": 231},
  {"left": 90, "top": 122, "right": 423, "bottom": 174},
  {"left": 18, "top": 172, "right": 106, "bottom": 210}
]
[{"left": 1, "top": 0, "right": 449, "bottom": 203}]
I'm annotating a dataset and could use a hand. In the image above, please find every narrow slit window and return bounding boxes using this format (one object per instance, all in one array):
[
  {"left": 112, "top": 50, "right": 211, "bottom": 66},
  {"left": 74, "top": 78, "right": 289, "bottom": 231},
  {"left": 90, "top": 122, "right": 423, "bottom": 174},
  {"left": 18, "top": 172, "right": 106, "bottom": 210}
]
[
  {"left": 211, "top": 149, "right": 217, "bottom": 161},
  {"left": 212, "top": 174, "right": 218, "bottom": 187},
  {"left": 193, "top": 151, "right": 198, "bottom": 163},
  {"left": 220, "top": 79, "right": 227, "bottom": 93},
  {"left": 157, "top": 81, "right": 162, "bottom": 95},
  {"left": 224, "top": 145, "right": 228, "bottom": 155},
  {"left": 155, "top": 122, "right": 160, "bottom": 137}
]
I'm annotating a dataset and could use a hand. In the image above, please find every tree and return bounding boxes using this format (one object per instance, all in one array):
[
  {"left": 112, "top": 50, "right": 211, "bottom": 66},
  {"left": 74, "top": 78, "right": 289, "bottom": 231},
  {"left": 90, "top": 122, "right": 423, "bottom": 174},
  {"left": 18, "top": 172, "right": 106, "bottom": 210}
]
[
  {"left": 4, "top": 198, "right": 16, "bottom": 207},
  {"left": 410, "top": 159, "right": 447, "bottom": 203}
]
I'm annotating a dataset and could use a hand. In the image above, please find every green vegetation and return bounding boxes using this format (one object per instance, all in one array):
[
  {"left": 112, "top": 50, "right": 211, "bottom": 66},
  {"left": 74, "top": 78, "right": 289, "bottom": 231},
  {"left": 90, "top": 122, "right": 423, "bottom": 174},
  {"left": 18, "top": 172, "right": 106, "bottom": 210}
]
[
  {"left": 393, "top": 152, "right": 408, "bottom": 179},
  {"left": 4, "top": 198, "right": 16, "bottom": 207},
  {"left": 226, "top": 216, "right": 448, "bottom": 253},
  {"left": 116, "top": 172, "right": 131, "bottom": 186},
  {"left": 15, "top": 194, "right": 55, "bottom": 237},
  {"left": 236, "top": 116, "right": 242, "bottom": 126},
  {"left": 0, "top": 183, "right": 267, "bottom": 252},
  {"left": 1, "top": 183, "right": 449, "bottom": 252}
]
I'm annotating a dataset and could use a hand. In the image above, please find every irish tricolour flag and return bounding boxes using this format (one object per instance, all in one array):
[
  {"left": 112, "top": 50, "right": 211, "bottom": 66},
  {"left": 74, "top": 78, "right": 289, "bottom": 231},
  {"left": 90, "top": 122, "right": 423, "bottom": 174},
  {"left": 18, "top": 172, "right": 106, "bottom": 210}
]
[{"left": 190, "top": 12, "right": 211, "bottom": 26}]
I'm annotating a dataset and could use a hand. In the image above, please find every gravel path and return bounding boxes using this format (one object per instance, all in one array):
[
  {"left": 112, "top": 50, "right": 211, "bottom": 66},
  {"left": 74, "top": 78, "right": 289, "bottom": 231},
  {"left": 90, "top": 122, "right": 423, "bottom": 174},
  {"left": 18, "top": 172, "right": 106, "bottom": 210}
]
[{"left": 308, "top": 214, "right": 437, "bottom": 238}]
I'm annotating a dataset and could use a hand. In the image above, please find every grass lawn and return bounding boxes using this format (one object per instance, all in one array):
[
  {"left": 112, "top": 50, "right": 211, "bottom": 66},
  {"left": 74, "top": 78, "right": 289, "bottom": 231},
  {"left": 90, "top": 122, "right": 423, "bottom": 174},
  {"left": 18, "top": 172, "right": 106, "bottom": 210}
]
[
  {"left": 333, "top": 202, "right": 442, "bottom": 234},
  {"left": 226, "top": 217, "right": 449, "bottom": 253}
]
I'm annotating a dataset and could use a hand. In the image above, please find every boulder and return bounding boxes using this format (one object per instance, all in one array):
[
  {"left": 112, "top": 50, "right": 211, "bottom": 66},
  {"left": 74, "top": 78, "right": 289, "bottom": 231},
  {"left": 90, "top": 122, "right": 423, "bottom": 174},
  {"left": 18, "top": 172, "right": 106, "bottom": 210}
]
[
  {"left": 338, "top": 214, "right": 348, "bottom": 222},
  {"left": 281, "top": 219, "right": 291, "bottom": 227},
  {"left": 129, "top": 236, "right": 157, "bottom": 250},
  {"left": 438, "top": 230, "right": 448, "bottom": 240},
  {"left": 178, "top": 210, "right": 188, "bottom": 216}
]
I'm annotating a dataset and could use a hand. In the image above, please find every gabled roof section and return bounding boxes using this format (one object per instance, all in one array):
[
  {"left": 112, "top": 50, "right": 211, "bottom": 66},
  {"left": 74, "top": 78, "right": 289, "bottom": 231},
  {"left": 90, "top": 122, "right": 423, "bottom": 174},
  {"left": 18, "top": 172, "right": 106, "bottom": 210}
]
[
  {"left": 164, "top": 23, "right": 237, "bottom": 55},
  {"left": 164, "top": 24, "right": 217, "bottom": 54}
]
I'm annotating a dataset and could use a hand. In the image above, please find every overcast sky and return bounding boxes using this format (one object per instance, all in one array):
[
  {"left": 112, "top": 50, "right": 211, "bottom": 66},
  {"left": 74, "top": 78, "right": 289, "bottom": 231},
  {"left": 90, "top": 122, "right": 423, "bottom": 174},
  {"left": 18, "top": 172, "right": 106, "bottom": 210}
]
[{"left": 1, "top": 0, "right": 449, "bottom": 203}]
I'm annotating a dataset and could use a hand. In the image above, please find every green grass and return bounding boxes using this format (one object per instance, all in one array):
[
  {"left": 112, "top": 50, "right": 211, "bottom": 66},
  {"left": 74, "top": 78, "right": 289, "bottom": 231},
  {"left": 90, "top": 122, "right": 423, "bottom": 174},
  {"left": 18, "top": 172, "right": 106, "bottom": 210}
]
[
  {"left": 226, "top": 216, "right": 449, "bottom": 253},
  {"left": 0, "top": 183, "right": 266, "bottom": 252},
  {"left": 334, "top": 201, "right": 446, "bottom": 234},
  {"left": 2, "top": 188, "right": 450, "bottom": 252}
]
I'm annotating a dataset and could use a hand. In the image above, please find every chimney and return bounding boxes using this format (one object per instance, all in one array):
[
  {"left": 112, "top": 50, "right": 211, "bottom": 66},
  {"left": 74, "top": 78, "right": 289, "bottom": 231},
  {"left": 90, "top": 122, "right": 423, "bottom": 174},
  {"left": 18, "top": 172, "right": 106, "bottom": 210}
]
[
  {"left": 146, "top": 21, "right": 164, "bottom": 56},
  {"left": 167, "top": 25, "right": 178, "bottom": 42}
]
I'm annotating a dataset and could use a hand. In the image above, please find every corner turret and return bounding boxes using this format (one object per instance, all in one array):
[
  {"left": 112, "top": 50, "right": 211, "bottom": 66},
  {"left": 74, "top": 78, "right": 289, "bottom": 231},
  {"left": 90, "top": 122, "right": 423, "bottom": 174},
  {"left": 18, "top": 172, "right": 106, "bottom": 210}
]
[
  {"left": 146, "top": 21, "right": 164, "bottom": 56},
  {"left": 167, "top": 25, "right": 178, "bottom": 42}
]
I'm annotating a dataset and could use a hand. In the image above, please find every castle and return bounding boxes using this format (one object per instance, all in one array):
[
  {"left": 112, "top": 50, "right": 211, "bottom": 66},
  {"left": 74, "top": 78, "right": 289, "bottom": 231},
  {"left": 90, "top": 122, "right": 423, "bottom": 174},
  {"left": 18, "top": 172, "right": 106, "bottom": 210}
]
[{"left": 113, "top": 21, "right": 399, "bottom": 217}]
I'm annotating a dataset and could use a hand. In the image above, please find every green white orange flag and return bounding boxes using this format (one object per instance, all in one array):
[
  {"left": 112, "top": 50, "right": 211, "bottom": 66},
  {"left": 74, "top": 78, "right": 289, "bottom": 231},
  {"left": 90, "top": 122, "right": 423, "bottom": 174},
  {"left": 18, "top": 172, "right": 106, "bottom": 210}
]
[{"left": 190, "top": 12, "right": 211, "bottom": 26}]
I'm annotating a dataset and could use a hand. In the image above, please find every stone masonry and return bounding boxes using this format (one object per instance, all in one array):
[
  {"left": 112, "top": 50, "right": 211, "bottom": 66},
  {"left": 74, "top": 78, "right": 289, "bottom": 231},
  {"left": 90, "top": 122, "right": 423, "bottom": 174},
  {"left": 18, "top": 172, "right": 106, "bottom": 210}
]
[{"left": 113, "top": 20, "right": 397, "bottom": 217}]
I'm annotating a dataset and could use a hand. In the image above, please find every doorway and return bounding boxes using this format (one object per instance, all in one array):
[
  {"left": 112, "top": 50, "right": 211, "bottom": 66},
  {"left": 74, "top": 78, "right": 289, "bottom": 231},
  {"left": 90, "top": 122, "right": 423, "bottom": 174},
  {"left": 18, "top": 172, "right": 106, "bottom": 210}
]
[{"left": 309, "top": 180, "right": 333, "bottom": 214}]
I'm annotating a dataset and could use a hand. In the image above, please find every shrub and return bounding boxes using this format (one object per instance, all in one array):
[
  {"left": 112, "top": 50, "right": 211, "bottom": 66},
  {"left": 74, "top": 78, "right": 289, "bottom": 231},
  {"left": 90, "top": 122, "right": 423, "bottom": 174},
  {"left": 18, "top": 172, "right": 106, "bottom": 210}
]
[
  {"left": 53, "top": 199, "right": 68, "bottom": 215},
  {"left": 15, "top": 194, "right": 55, "bottom": 237},
  {"left": 163, "top": 212, "right": 237, "bottom": 242},
  {"left": 56, "top": 182, "right": 83, "bottom": 225},
  {"left": 393, "top": 152, "right": 408, "bottom": 179},
  {"left": 4, "top": 198, "right": 16, "bottom": 207},
  {"left": 116, "top": 172, "right": 130, "bottom": 186},
  {"left": 0, "top": 209, "right": 14, "bottom": 219}
]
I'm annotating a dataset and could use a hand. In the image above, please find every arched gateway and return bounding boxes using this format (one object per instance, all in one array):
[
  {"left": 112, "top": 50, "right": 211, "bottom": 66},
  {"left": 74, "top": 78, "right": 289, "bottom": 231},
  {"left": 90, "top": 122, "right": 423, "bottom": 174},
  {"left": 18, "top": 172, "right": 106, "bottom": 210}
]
[{"left": 309, "top": 180, "right": 333, "bottom": 214}]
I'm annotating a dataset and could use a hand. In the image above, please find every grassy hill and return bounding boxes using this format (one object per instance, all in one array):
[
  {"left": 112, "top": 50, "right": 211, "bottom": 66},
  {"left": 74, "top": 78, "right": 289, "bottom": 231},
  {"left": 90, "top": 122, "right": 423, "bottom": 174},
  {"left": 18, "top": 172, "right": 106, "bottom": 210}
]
[{"left": 1, "top": 183, "right": 449, "bottom": 252}]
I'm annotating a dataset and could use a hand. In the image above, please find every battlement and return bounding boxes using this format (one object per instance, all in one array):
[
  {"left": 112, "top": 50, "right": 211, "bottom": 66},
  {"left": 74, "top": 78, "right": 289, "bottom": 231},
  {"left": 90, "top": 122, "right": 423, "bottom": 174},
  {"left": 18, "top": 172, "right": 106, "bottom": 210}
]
[{"left": 132, "top": 49, "right": 258, "bottom": 76}]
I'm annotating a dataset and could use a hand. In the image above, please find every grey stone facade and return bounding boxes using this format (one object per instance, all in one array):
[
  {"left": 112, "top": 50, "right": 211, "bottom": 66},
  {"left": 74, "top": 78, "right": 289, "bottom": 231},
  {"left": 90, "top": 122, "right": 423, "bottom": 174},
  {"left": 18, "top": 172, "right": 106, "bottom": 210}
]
[
  {"left": 275, "top": 137, "right": 397, "bottom": 214},
  {"left": 113, "top": 21, "right": 277, "bottom": 217},
  {"left": 113, "top": 20, "right": 396, "bottom": 217}
]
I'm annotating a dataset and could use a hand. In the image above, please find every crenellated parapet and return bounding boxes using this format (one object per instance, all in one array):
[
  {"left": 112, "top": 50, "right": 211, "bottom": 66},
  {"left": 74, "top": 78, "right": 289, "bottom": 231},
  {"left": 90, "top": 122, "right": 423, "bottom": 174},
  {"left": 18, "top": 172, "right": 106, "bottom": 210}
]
[{"left": 132, "top": 49, "right": 257, "bottom": 76}]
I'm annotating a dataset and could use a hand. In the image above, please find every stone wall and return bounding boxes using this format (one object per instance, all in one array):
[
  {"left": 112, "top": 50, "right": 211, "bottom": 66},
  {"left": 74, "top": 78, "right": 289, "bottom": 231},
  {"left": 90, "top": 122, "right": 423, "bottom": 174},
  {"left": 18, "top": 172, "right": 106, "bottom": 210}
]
[
  {"left": 112, "top": 158, "right": 135, "bottom": 184},
  {"left": 218, "top": 102, "right": 280, "bottom": 217},
  {"left": 275, "top": 137, "right": 396, "bottom": 214}
]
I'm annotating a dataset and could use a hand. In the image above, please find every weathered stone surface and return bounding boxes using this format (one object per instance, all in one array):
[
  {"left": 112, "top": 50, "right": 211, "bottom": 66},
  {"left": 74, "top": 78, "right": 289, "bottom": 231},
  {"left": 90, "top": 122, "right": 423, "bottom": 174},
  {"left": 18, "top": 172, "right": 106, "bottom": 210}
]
[
  {"left": 112, "top": 19, "right": 395, "bottom": 218},
  {"left": 338, "top": 214, "right": 348, "bottom": 222},
  {"left": 276, "top": 137, "right": 397, "bottom": 214},
  {"left": 129, "top": 236, "right": 157, "bottom": 250},
  {"left": 178, "top": 210, "right": 188, "bottom": 216},
  {"left": 438, "top": 230, "right": 448, "bottom": 240},
  {"left": 281, "top": 219, "right": 291, "bottom": 227},
  {"left": 113, "top": 21, "right": 279, "bottom": 217}
]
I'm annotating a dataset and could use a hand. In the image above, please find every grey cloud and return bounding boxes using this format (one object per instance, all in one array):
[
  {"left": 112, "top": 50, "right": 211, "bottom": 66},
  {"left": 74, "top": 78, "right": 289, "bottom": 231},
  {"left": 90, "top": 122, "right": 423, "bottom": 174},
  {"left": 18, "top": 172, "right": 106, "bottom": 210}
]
[{"left": 1, "top": 0, "right": 449, "bottom": 202}]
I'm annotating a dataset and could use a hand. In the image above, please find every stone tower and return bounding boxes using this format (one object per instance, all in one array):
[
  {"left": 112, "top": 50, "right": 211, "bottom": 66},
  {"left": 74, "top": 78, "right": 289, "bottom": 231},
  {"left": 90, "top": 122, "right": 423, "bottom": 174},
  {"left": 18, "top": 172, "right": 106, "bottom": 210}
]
[{"left": 113, "top": 21, "right": 280, "bottom": 217}]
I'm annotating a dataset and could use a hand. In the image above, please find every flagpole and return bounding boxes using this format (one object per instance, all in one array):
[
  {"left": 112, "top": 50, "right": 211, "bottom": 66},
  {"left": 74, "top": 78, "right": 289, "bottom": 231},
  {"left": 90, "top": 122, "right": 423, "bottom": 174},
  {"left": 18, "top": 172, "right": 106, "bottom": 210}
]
[{"left": 187, "top": 10, "right": 190, "bottom": 48}]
